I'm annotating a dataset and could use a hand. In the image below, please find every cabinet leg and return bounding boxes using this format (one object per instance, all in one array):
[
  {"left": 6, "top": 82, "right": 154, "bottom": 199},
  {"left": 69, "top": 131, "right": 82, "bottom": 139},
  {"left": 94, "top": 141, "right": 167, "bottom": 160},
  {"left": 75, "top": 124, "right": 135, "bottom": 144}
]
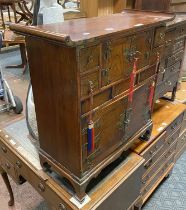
[
  {"left": 1, "top": 169, "right": 14, "bottom": 206},
  {"left": 171, "top": 84, "right": 177, "bottom": 101}
]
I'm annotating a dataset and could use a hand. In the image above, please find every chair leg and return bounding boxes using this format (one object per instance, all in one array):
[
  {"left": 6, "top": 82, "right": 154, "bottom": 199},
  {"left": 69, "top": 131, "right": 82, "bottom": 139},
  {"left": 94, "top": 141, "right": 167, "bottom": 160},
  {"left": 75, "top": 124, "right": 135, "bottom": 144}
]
[
  {"left": 1, "top": 169, "right": 14, "bottom": 206},
  {"left": 0, "top": 7, "right": 5, "bottom": 29}
]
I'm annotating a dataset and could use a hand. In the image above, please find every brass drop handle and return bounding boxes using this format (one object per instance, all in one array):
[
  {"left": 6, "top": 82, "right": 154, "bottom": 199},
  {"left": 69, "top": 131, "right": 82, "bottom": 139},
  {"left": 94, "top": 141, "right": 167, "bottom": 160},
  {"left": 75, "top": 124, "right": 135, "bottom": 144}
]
[
  {"left": 171, "top": 122, "right": 177, "bottom": 130},
  {"left": 87, "top": 55, "right": 94, "bottom": 64},
  {"left": 16, "top": 161, "right": 22, "bottom": 168},
  {"left": 59, "top": 203, "right": 66, "bottom": 210},
  {"left": 1, "top": 146, "right": 7, "bottom": 153},
  {"left": 38, "top": 183, "right": 45, "bottom": 192},
  {"left": 5, "top": 163, "right": 11, "bottom": 170}
]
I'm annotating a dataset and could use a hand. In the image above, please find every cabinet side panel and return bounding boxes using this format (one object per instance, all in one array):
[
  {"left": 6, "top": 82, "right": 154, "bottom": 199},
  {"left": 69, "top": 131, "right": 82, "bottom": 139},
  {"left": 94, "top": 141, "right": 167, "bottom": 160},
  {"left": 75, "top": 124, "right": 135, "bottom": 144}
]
[{"left": 26, "top": 37, "right": 81, "bottom": 176}]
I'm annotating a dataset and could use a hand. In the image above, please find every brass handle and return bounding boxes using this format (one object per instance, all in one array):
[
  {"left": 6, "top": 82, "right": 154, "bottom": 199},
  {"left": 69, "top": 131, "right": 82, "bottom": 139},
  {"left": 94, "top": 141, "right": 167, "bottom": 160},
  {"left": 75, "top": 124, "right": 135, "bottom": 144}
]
[
  {"left": 38, "top": 183, "right": 45, "bottom": 192},
  {"left": 5, "top": 163, "right": 11, "bottom": 170},
  {"left": 59, "top": 203, "right": 66, "bottom": 210},
  {"left": 16, "top": 161, "right": 22, "bottom": 168},
  {"left": 160, "top": 68, "right": 166, "bottom": 74},
  {"left": 159, "top": 33, "right": 165, "bottom": 39},
  {"left": 1, "top": 146, "right": 7, "bottom": 153}
]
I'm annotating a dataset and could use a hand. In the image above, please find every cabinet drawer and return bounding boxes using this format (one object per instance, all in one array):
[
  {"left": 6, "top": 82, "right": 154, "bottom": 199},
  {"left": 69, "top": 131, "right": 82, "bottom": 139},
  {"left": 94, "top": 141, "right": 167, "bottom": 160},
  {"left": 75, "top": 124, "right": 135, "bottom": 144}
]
[
  {"left": 81, "top": 88, "right": 112, "bottom": 114},
  {"left": 81, "top": 71, "right": 99, "bottom": 97},
  {"left": 166, "top": 50, "right": 184, "bottom": 68},
  {"left": 180, "top": 110, "right": 186, "bottom": 134},
  {"left": 141, "top": 131, "right": 166, "bottom": 161},
  {"left": 79, "top": 45, "right": 100, "bottom": 73},
  {"left": 176, "top": 24, "right": 186, "bottom": 39},
  {"left": 165, "top": 127, "right": 180, "bottom": 147},
  {"left": 154, "top": 26, "right": 166, "bottom": 47},
  {"left": 173, "top": 39, "right": 185, "bottom": 52},
  {"left": 142, "top": 142, "right": 177, "bottom": 186},
  {"left": 164, "top": 61, "right": 182, "bottom": 81},
  {"left": 138, "top": 65, "right": 156, "bottom": 83},
  {"left": 155, "top": 72, "right": 179, "bottom": 99},
  {"left": 166, "top": 113, "right": 184, "bottom": 138},
  {"left": 0, "top": 156, "right": 20, "bottom": 184},
  {"left": 113, "top": 78, "right": 131, "bottom": 97},
  {"left": 177, "top": 130, "right": 186, "bottom": 154},
  {"left": 141, "top": 154, "right": 174, "bottom": 197}
]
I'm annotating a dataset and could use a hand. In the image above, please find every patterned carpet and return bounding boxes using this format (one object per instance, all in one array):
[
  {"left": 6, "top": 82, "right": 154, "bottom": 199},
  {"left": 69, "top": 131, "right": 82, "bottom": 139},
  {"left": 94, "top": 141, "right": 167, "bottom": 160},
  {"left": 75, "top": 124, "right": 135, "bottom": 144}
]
[{"left": 0, "top": 48, "right": 186, "bottom": 210}]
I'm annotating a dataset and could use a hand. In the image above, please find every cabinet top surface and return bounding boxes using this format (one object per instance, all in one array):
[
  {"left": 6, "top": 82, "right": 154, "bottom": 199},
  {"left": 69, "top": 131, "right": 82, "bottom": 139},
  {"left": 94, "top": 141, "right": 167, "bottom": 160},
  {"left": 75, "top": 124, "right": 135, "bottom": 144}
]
[{"left": 10, "top": 10, "right": 174, "bottom": 46}]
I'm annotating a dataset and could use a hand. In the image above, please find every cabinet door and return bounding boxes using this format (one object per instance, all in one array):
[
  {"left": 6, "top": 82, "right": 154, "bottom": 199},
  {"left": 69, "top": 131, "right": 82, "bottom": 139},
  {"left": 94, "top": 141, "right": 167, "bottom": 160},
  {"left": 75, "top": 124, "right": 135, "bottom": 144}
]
[
  {"left": 124, "top": 81, "right": 152, "bottom": 141},
  {"left": 131, "top": 30, "right": 153, "bottom": 69},
  {"left": 101, "top": 37, "right": 132, "bottom": 87}
]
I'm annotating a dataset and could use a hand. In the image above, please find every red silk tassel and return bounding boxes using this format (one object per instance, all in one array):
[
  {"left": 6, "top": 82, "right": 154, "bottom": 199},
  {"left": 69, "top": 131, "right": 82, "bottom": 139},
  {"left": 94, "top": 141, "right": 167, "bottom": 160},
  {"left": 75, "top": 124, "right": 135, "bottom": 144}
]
[{"left": 129, "top": 58, "right": 138, "bottom": 103}]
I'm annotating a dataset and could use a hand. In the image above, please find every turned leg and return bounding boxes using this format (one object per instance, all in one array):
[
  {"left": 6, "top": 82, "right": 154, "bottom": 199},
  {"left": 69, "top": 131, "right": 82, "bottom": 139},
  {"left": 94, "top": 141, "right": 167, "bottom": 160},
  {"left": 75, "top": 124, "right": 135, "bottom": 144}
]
[{"left": 0, "top": 168, "right": 14, "bottom": 206}]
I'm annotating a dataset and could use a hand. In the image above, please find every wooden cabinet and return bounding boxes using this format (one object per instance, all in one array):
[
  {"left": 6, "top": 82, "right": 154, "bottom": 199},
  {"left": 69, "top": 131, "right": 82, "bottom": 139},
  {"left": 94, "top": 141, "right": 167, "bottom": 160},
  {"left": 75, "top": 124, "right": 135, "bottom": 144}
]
[
  {"left": 11, "top": 11, "right": 174, "bottom": 201},
  {"left": 154, "top": 14, "right": 186, "bottom": 100}
]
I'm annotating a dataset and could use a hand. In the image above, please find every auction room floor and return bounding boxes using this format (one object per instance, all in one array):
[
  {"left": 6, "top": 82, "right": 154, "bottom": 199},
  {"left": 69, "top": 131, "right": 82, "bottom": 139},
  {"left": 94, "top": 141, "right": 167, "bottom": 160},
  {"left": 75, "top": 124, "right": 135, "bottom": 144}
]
[{"left": 0, "top": 48, "right": 185, "bottom": 210}]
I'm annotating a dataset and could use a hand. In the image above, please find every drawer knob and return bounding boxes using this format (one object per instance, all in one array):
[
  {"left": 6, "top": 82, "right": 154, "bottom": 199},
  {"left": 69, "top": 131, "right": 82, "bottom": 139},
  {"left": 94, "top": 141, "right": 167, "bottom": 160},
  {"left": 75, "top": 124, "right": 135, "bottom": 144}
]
[
  {"left": 38, "top": 183, "right": 45, "bottom": 192},
  {"left": 1, "top": 146, "right": 7, "bottom": 153},
  {"left": 59, "top": 203, "right": 66, "bottom": 210},
  {"left": 5, "top": 163, "right": 11, "bottom": 170},
  {"left": 16, "top": 161, "right": 22, "bottom": 168}
]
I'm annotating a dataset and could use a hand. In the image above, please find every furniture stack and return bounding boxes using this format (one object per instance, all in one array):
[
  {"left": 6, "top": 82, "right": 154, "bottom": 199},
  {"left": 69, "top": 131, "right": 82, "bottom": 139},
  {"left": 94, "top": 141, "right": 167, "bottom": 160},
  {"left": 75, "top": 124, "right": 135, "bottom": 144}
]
[{"left": 0, "top": 9, "right": 183, "bottom": 210}]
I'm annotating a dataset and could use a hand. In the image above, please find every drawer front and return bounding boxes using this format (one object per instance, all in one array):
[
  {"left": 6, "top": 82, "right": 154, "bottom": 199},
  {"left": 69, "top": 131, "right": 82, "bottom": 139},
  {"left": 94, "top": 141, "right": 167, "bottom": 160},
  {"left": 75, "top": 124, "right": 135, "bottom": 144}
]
[
  {"left": 180, "top": 110, "right": 186, "bottom": 134},
  {"left": 79, "top": 45, "right": 100, "bottom": 73},
  {"left": 154, "top": 26, "right": 166, "bottom": 47},
  {"left": 113, "top": 78, "right": 131, "bottom": 97},
  {"left": 142, "top": 142, "right": 177, "bottom": 186},
  {"left": 166, "top": 50, "right": 184, "bottom": 68},
  {"left": 165, "top": 127, "right": 181, "bottom": 147},
  {"left": 102, "top": 38, "right": 131, "bottom": 87},
  {"left": 141, "top": 131, "right": 166, "bottom": 161},
  {"left": 81, "top": 88, "right": 112, "bottom": 114},
  {"left": 0, "top": 156, "right": 19, "bottom": 183},
  {"left": 138, "top": 65, "right": 157, "bottom": 84},
  {"left": 131, "top": 30, "right": 152, "bottom": 69},
  {"left": 176, "top": 24, "right": 186, "bottom": 39},
  {"left": 141, "top": 154, "right": 174, "bottom": 197},
  {"left": 166, "top": 113, "right": 184, "bottom": 138},
  {"left": 155, "top": 72, "right": 179, "bottom": 99},
  {"left": 164, "top": 61, "right": 182, "bottom": 81},
  {"left": 165, "top": 28, "right": 176, "bottom": 46},
  {"left": 80, "top": 71, "right": 99, "bottom": 97},
  {"left": 173, "top": 39, "right": 185, "bottom": 52},
  {"left": 177, "top": 131, "right": 186, "bottom": 154}
]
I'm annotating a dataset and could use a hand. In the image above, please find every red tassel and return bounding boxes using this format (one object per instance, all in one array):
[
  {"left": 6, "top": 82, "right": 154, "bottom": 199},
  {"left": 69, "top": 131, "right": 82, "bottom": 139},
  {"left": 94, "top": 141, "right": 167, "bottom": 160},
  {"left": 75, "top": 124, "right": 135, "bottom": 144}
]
[{"left": 129, "top": 58, "right": 138, "bottom": 103}]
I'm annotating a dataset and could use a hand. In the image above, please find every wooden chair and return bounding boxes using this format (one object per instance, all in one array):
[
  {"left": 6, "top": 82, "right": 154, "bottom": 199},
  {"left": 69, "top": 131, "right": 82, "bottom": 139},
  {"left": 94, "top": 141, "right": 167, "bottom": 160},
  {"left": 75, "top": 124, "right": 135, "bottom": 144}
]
[
  {"left": 0, "top": 0, "right": 33, "bottom": 73},
  {"left": 134, "top": 0, "right": 171, "bottom": 11}
]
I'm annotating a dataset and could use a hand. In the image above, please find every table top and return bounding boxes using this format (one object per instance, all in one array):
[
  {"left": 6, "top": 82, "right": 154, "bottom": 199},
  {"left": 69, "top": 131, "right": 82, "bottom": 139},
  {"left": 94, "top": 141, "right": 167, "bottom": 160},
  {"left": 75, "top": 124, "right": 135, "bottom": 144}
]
[
  {"left": 10, "top": 10, "right": 175, "bottom": 46},
  {"left": 0, "top": 119, "right": 144, "bottom": 210}
]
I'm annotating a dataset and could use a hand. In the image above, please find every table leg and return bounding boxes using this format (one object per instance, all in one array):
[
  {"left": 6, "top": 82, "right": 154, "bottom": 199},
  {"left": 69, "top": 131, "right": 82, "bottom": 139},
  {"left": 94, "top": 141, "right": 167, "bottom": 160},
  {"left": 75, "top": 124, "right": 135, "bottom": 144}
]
[
  {"left": 6, "top": 43, "right": 28, "bottom": 74},
  {"left": 0, "top": 167, "right": 14, "bottom": 206}
]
